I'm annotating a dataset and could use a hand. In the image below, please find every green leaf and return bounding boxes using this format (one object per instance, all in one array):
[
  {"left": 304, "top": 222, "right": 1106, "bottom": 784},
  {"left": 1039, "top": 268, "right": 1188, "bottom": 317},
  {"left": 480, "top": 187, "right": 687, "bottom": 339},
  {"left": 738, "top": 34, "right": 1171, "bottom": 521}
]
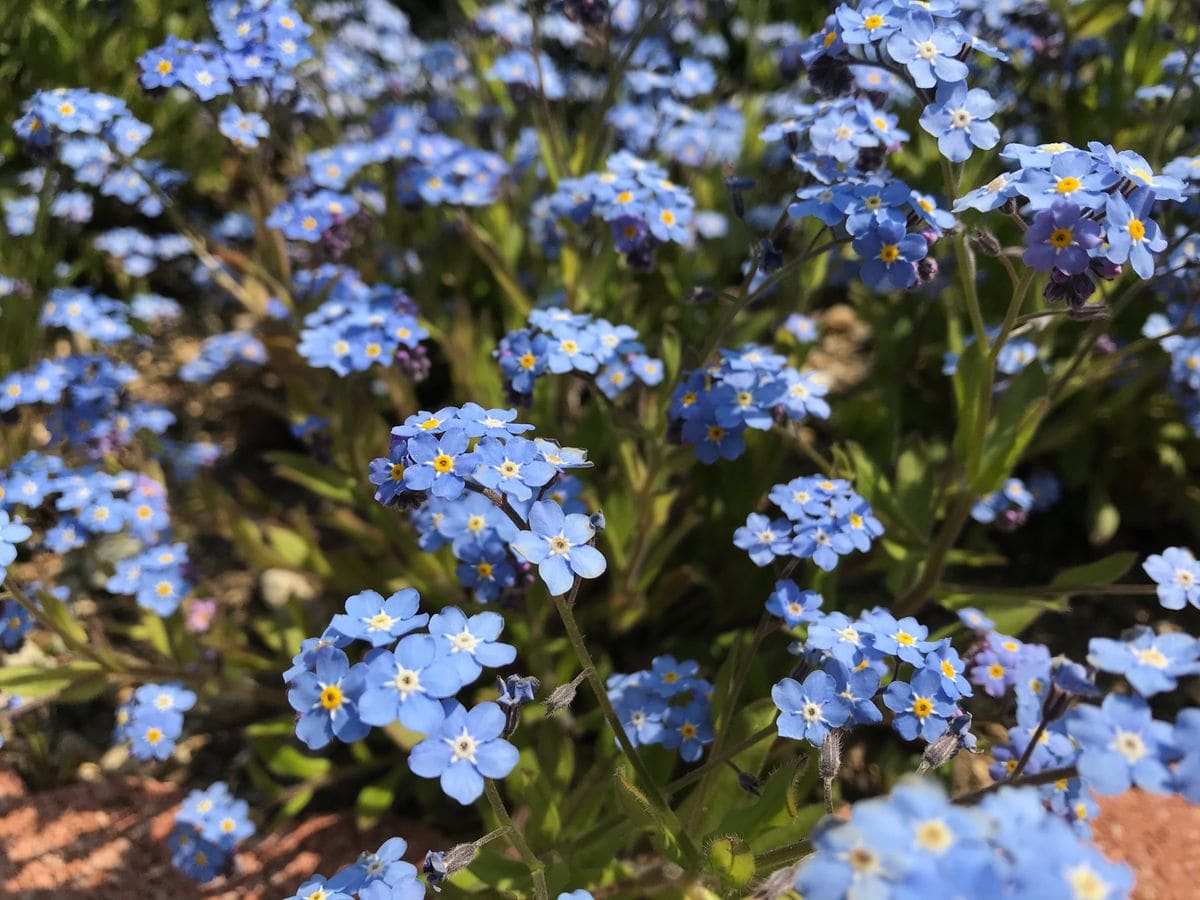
[
  {"left": 1050, "top": 552, "right": 1139, "bottom": 590},
  {"left": 261, "top": 743, "right": 332, "bottom": 780},
  {"left": 37, "top": 588, "right": 87, "bottom": 646},
  {"left": 0, "top": 661, "right": 102, "bottom": 698},
  {"left": 262, "top": 451, "right": 357, "bottom": 503},
  {"left": 355, "top": 770, "right": 402, "bottom": 829}
]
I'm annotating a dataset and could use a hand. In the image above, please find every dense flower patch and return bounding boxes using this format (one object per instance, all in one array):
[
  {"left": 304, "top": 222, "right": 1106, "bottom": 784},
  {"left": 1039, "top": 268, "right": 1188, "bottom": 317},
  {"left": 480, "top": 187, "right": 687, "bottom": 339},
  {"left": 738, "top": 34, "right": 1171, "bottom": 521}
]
[{"left": 1, "top": 0, "right": 1199, "bottom": 897}]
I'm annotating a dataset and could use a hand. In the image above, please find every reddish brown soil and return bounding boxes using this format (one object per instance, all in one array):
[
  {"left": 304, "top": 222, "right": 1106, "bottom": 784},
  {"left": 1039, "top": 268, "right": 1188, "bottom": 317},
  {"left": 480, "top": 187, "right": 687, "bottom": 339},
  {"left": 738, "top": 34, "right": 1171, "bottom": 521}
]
[
  {"left": 1093, "top": 789, "right": 1200, "bottom": 900},
  {"left": 0, "top": 766, "right": 1195, "bottom": 898},
  {"left": 0, "top": 768, "right": 444, "bottom": 899}
]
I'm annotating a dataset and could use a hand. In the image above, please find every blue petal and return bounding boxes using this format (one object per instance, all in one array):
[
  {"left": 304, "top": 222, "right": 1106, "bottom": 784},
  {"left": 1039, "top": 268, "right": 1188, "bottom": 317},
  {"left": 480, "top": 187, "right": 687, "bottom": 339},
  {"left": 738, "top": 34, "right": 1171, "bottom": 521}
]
[{"left": 441, "top": 759, "right": 484, "bottom": 804}]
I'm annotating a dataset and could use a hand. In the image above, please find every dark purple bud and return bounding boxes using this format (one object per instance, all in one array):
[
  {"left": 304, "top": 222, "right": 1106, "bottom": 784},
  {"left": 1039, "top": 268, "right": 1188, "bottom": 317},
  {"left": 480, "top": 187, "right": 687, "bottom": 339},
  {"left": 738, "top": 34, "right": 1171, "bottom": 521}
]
[
  {"left": 915, "top": 256, "right": 939, "bottom": 284},
  {"left": 807, "top": 54, "right": 853, "bottom": 98},
  {"left": 1090, "top": 256, "right": 1122, "bottom": 281},
  {"left": 760, "top": 239, "right": 783, "bottom": 273}
]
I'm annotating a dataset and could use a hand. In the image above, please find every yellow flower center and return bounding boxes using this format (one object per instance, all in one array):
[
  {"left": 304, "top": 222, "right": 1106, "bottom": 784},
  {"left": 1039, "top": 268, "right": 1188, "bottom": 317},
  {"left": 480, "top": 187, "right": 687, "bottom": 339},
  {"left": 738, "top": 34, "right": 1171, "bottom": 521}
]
[
  {"left": 319, "top": 685, "right": 344, "bottom": 710},
  {"left": 1055, "top": 176, "right": 1081, "bottom": 194},
  {"left": 879, "top": 244, "right": 900, "bottom": 263},
  {"left": 912, "top": 697, "right": 933, "bottom": 718},
  {"left": 914, "top": 819, "right": 954, "bottom": 853},
  {"left": 476, "top": 562, "right": 494, "bottom": 578},
  {"left": 863, "top": 14, "right": 884, "bottom": 29},
  {"left": 519, "top": 352, "right": 537, "bottom": 370},
  {"left": 432, "top": 454, "right": 455, "bottom": 473},
  {"left": 1049, "top": 227, "right": 1074, "bottom": 249},
  {"left": 1127, "top": 218, "right": 1146, "bottom": 241}
]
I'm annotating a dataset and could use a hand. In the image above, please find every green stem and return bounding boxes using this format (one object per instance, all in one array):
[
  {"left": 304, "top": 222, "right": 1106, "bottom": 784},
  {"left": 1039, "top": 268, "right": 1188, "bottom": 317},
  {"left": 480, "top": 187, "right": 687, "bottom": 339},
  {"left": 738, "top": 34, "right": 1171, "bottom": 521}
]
[
  {"left": 484, "top": 779, "right": 548, "bottom": 900},
  {"left": 684, "top": 612, "right": 773, "bottom": 832},
  {"left": 550, "top": 589, "right": 703, "bottom": 865}
]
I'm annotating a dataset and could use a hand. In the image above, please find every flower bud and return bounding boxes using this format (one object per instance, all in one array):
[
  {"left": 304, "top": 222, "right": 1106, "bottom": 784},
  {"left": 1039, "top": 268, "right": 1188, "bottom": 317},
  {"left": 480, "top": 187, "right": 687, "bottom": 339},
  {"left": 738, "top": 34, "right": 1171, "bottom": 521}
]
[
  {"left": 970, "top": 228, "right": 1002, "bottom": 257},
  {"left": 818, "top": 728, "right": 843, "bottom": 781},
  {"left": 544, "top": 668, "right": 592, "bottom": 717}
]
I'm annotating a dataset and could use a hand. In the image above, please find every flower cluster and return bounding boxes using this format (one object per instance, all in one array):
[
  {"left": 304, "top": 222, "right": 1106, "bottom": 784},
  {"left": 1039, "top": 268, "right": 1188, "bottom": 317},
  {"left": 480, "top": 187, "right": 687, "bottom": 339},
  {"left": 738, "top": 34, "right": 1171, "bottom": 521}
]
[
  {"left": 607, "top": 656, "right": 713, "bottom": 762},
  {"left": 495, "top": 306, "right": 663, "bottom": 399},
  {"left": 962, "top": 142, "right": 1185, "bottom": 306},
  {"left": 285, "top": 589, "right": 519, "bottom": 804},
  {"left": 370, "top": 405, "right": 605, "bottom": 597},
  {"left": 777, "top": 605, "right": 975, "bottom": 749},
  {"left": 0, "top": 355, "right": 174, "bottom": 454},
  {"left": 0, "top": 456, "right": 191, "bottom": 615},
  {"left": 1144, "top": 303, "right": 1200, "bottom": 436},
  {"left": 115, "top": 682, "right": 197, "bottom": 761},
  {"left": 286, "top": 837, "right": 424, "bottom": 900},
  {"left": 545, "top": 152, "right": 698, "bottom": 266},
  {"left": 670, "top": 344, "right": 831, "bottom": 464},
  {"left": 296, "top": 266, "right": 429, "bottom": 379},
  {"left": 735, "top": 475, "right": 881, "bottom": 571},
  {"left": 794, "top": 780, "right": 1131, "bottom": 898},
  {"left": 167, "top": 782, "right": 255, "bottom": 882}
]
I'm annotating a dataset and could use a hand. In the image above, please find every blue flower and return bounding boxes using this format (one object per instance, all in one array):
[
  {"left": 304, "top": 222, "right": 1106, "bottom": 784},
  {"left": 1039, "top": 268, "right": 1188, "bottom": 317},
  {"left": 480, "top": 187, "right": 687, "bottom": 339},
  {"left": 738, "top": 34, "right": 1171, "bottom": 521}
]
[
  {"left": 510, "top": 499, "right": 606, "bottom": 596},
  {"left": 1173, "top": 709, "right": 1200, "bottom": 802},
  {"left": 1066, "top": 694, "right": 1176, "bottom": 795},
  {"left": 1143, "top": 546, "right": 1200, "bottom": 609},
  {"left": 1023, "top": 201, "right": 1103, "bottom": 275},
  {"left": 496, "top": 330, "right": 549, "bottom": 394},
  {"left": 408, "top": 701, "right": 520, "bottom": 804},
  {"left": 836, "top": 1, "right": 901, "bottom": 44},
  {"left": 1087, "top": 626, "right": 1200, "bottom": 697},
  {"left": 368, "top": 443, "right": 410, "bottom": 506},
  {"left": 391, "top": 407, "right": 461, "bottom": 438},
  {"left": 287, "top": 647, "right": 370, "bottom": 750},
  {"left": 792, "top": 522, "right": 856, "bottom": 571},
  {"left": 1016, "top": 149, "right": 1110, "bottom": 211},
  {"left": 329, "top": 588, "right": 428, "bottom": 648},
  {"left": 218, "top": 104, "right": 269, "bottom": 149},
  {"left": 922, "top": 644, "right": 973, "bottom": 699},
  {"left": 358, "top": 634, "right": 464, "bottom": 732},
  {"left": 733, "top": 513, "right": 793, "bottom": 567},
  {"left": 1104, "top": 188, "right": 1167, "bottom": 278},
  {"left": 806, "top": 612, "right": 872, "bottom": 665},
  {"left": 765, "top": 579, "right": 823, "bottom": 627},
  {"left": 427, "top": 607, "right": 516, "bottom": 682},
  {"left": 918, "top": 83, "right": 1000, "bottom": 163},
  {"left": 852, "top": 219, "right": 927, "bottom": 291},
  {"left": 647, "top": 655, "right": 700, "bottom": 697},
  {"left": 773, "top": 670, "right": 850, "bottom": 744},
  {"left": 455, "top": 403, "right": 534, "bottom": 439},
  {"left": 287, "top": 876, "right": 352, "bottom": 900},
  {"left": 134, "top": 682, "right": 197, "bottom": 715},
  {"left": 129, "top": 709, "right": 183, "bottom": 760},
  {"left": 611, "top": 684, "right": 667, "bottom": 746},
  {"left": 469, "top": 436, "right": 556, "bottom": 502},
  {"left": 0, "top": 511, "right": 32, "bottom": 582},
  {"left": 661, "top": 699, "right": 714, "bottom": 762},
  {"left": 884, "top": 13, "right": 967, "bottom": 88},
  {"left": 402, "top": 430, "right": 472, "bottom": 499},
  {"left": 826, "top": 659, "right": 883, "bottom": 725},
  {"left": 455, "top": 540, "right": 517, "bottom": 602},
  {"left": 869, "top": 614, "right": 934, "bottom": 664},
  {"left": 883, "top": 668, "right": 958, "bottom": 742}
]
